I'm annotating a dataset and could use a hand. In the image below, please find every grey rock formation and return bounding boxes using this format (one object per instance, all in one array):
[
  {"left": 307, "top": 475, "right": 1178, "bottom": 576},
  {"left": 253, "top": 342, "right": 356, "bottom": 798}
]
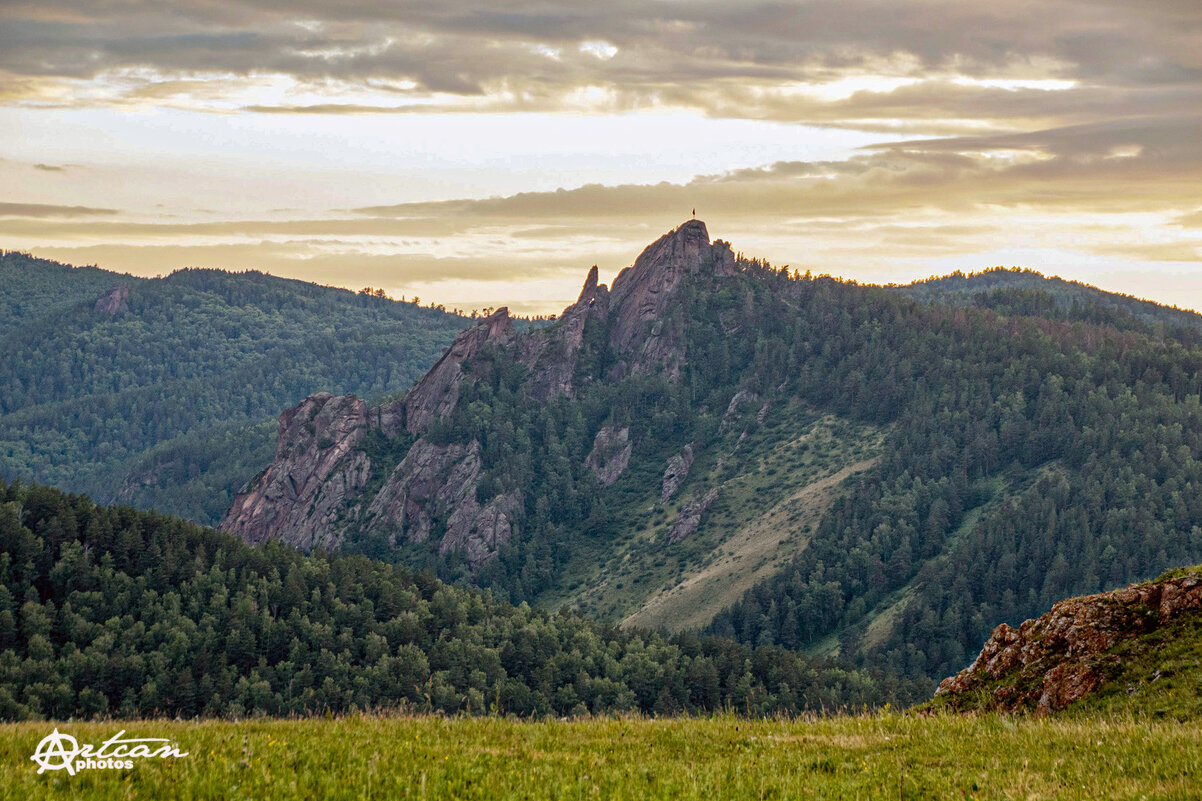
[
  {"left": 669, "top": 487, "right": 720, "bottom": 543},
  {"left": 94, "top": 284, "right": 130, "bottom": 316},
  {"left": 222, "top": 220, "right": 740, "bottom": 570},
  {"left": 221, "top": 393, "right": 374, "bottom": 548},
  {"left": 360, "top": 438, "right": 520, "bottom": 568},
  {"left": 441, "top": 489, "right": 521, "bottom": 569},
  {"left": 405, "top": 308, "right": 515, "bottom": 435},
  {"left": 586, "top": 425, "right": 632, "bottom": 486},
  {"left": 521, "top": 265, "right": 610, "bottom": 401},
  {"left": 607, "top": 220, "right": 736, "bottom": 378},
  {"left": 661, "top": 445, "right": 694, "bottom": 504},
  {"left": 720, "top": 388, "right": 760, "bottom": 433}
]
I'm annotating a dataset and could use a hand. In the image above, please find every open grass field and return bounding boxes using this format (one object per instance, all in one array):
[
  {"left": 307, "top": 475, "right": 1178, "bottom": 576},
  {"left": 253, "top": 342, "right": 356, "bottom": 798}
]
[{"left": 2, "top": 712, "right": 1199, "bottom": 800}]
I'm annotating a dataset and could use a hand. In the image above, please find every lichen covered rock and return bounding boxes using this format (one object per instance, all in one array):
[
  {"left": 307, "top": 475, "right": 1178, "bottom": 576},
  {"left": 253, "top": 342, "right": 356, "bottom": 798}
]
[
  {"left": 661, "top": 445, "right": 694, "bottom": 503},
  {"left": 936, "top": 572, "right": 1202, "bottom": 714}
]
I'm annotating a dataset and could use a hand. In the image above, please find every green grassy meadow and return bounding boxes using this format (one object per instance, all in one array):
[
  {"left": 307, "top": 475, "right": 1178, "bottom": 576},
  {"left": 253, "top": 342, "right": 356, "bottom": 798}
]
[{"left": 2, "top": 712, "right": 1199, "bottom": 800}]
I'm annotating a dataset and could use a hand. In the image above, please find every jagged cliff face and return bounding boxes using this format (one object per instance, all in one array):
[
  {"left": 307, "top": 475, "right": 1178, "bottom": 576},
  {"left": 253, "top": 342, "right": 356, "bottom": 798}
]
[
  {"left": 221, "top": 221, "right": 741, "bottom": 568},
  {"left": 221, "top": 392, "right": 374, "bottom": 549},
  {"left": 221, "top": 304, "right": 515, "bottom": 558},
  {"left": 606, "top": 218, "right": 735, "bottom": 378},
  {"left": 404, "top": 309, "right": 516, "bottom": 435}
]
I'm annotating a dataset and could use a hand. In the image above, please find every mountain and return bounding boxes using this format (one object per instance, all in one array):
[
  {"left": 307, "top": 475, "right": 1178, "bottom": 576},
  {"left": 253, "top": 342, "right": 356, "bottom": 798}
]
[
  {"left": 222, "top": 221, "right": 1202, "bottom": 689},
  {"left": 0, "top": 477, "right": 922, "bottom": 721},
  {"left": 0, "top": 251, "right": 472, "bottom": 525},
  {"left": 225, "top": 220, "right": 854, "bottom": 616},
  {"left": 899, "top": 267, "right": 1202, "bottom": 343},
  {"left": 934, "top": 566, "right": 1202, "bottom": 718}
]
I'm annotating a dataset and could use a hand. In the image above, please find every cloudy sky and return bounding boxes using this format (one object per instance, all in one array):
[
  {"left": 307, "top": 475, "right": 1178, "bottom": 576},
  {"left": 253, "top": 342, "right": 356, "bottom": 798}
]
[{"left": 2, "top": 0, "right": 1200, "bottom": 315}]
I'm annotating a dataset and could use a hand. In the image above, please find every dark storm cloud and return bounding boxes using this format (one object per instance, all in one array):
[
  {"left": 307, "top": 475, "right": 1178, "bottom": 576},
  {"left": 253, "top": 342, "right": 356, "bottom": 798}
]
[{"left": 3, "top": 0, "right": 1201, "bottom": 131}]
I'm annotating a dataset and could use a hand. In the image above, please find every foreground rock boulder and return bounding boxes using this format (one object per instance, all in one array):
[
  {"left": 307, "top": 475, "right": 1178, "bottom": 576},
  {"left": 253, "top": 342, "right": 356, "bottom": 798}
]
[{"left": 935, "top": 569, "right": 1202, "bottom": 714}]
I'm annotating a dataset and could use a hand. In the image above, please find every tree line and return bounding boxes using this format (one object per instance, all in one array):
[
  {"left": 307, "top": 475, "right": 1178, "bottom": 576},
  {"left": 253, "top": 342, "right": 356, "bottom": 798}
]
[{"left": 0, "top": 479, "right": 925, "bottom": 720}]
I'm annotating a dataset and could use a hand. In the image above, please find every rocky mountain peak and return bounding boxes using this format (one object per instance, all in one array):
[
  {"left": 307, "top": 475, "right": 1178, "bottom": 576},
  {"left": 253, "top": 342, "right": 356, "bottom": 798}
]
[
  {"left": 605, "top": 219, "right": 736, "bottom": 376},
  {"left": 222, "top": 221, "right": 741, "bottom": 566},
  {"left": 577, "top": 264, "right": 600, "bottom": 306},
  {"left": 608, "top": 221, "right": 733, "bottom": 345}
]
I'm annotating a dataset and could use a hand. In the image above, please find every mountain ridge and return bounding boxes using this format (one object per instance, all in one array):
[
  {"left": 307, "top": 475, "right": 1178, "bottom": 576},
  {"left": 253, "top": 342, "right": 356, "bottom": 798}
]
[
  {"left": 221, "top": 220, "right": 742, "bottom": 566},
  {"left": 0, "top": 251, "right": 472, "bottom": 524},
  {"left": 220, "top": 222, "right": 1202, "bottom": 691}
]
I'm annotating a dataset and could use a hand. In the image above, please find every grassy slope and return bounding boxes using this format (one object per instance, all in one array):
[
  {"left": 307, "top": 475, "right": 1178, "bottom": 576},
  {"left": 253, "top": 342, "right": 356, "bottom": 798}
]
[
  {"left": 1072, "top": 612, "right": 1202, "bottom": 722},
  {"left": 1058, "top": 566, "right": 1202, "bottom": 721},
  {"left": 625, "top": 453, "right": 881, "bottom": 632},
  {"left": 548, "top": 402, "right": 884, "bottom": 628},
  {"left": 2, "top": 713, "right": 1199, "bottom": 800}
]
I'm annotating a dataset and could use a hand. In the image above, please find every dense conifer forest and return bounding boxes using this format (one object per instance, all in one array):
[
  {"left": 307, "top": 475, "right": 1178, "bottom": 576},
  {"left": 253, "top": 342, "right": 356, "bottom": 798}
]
[
  {"left": 0, "top": 479, "right": 922, "bottom": 720},
  {"left": 0, "top": 252, "right": 471, "bottom": 524},
  {"left": 8, "top": 246, "right": 1202, "bottom": 702}
]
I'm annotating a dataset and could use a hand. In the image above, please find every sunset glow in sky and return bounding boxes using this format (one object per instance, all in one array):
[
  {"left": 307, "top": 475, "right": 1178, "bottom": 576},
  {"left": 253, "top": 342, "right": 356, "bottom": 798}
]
[{"left": 2, "top": 1, "right": 1200, "bottom": 315}]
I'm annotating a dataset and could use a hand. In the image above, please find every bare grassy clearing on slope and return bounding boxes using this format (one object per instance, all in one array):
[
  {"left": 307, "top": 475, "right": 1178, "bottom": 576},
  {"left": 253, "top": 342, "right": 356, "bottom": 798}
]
[{"left": 626, "top": 455, "right": 881, "bottom": 632}]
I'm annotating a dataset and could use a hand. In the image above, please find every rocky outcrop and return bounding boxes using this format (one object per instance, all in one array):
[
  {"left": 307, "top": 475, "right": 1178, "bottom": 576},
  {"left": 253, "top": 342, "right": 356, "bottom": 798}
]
[
  {"left": 221, "top": 393, "right": 374, "bottom": 548},
  {"left": 521, "top": 265, "right": 611, "bottom": 401},
  {"left": 936, "top": 572, "right": 1202, "bottom": 714},
  {"left": 669, "top": 487, "right": 719, "bottom": 543},
  {"left": 661, "top": 445, "right": 694, "bottom": 503},
  {"left": 442, "top": 490, "right": 521, "bottom": 569},
  {"left": 607, "top": 220, "right": 736, "bottom": 377},
  {"left": 586, "top": 425, "right": 632, "bottom": 486},
  {"left": 223, "top": 220, "right": 741, "bottom": 570},
  {"left": 360, "top": 439, "right": 520, "bottom": 568},
  {"left": 94, "top": 284, "right": 130, "bottom": 316},
  {"left": 720, "top": 389, "right": 760, "bottom": 433},
  {"left": 404, "top": 308, "right": 515, "bottom": 435}
]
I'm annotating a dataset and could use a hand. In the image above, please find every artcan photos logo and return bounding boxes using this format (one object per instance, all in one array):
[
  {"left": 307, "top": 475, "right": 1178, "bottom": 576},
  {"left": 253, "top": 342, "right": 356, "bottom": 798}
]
[{"left": 30, "top": 728, "right": 189, "bottom": 775}]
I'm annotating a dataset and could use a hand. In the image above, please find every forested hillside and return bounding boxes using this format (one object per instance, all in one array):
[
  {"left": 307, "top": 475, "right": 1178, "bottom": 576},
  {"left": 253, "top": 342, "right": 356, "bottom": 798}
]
[
  {"left": 0, "top": 252, "right": 471, "bottom": 524},
  {"left": 221, "top": 223, "right": 1202, "bottom": 690},
  {"left": 899, "top": 267, "right": 1202, "bottom": 344},
  {"left": 0, "top": 478, "right": 922, "bottom": 720},
  {"left": 708, "top": 270, "right": 1202, "bottom": 680}
]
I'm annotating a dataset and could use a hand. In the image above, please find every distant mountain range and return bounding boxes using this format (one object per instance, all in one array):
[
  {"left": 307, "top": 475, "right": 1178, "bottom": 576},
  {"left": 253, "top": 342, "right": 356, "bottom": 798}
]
[
  {"left": 213, "top": 221, "right": 1202, "bottom": 687},
  {"left": 0, "top": 251, "right": 472, "bottom": 524},
  {"left": 899, "top": 266, "right": 1202, "bottom": 340}
]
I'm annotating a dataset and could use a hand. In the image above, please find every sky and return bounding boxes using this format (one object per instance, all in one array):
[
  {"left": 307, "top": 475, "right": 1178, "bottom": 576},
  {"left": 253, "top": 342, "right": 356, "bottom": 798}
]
[{"left": 1, "top": 0, "right": 1200, "bottom": 316}]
